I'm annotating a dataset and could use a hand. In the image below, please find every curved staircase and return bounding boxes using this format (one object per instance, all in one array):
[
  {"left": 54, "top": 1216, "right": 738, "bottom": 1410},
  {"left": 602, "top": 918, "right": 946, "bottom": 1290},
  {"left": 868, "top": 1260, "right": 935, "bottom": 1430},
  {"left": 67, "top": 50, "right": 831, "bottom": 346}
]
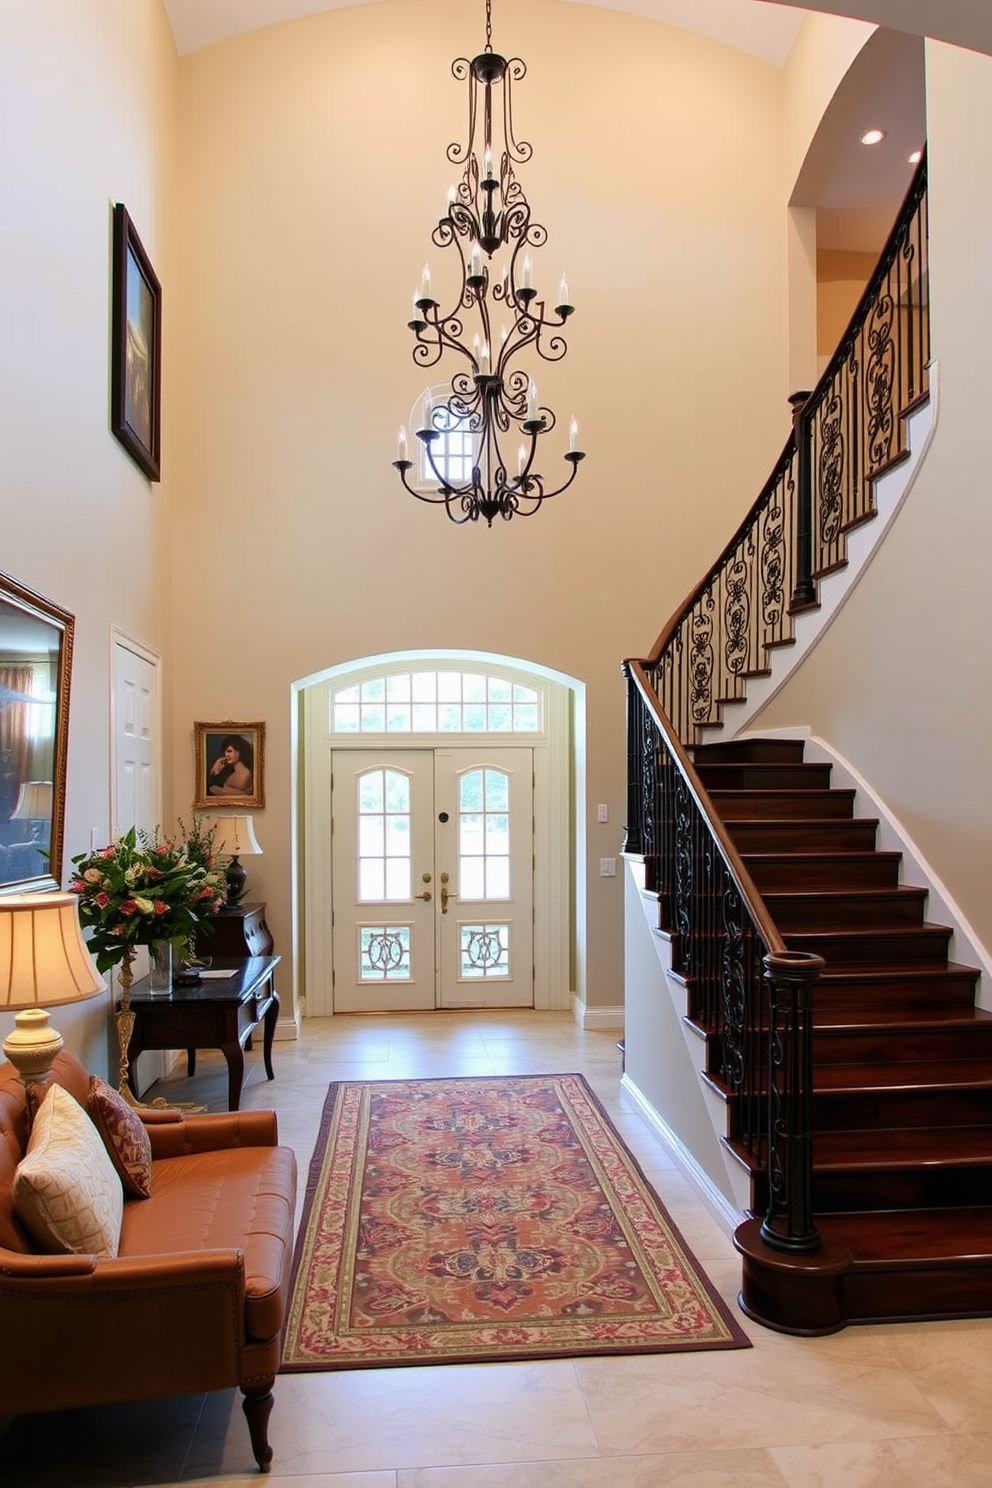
[{"left": 688, "top": 735, "right": 990, "bottom": 1333}]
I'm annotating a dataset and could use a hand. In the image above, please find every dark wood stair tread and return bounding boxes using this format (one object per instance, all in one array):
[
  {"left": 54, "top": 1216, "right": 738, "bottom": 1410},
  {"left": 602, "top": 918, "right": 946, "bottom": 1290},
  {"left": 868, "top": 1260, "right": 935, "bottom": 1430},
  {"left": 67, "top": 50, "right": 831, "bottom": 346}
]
[
  {"left": 816, "top": 959, "right": 979, "bottom": 984},
  {"left": 815, "top": 1007, "right": 992, "bottom": 1032},
  {"left": 814, "top": 1060, "right": 992, "bottom": 1093},
  {"left": 815, "top": 1208, "right": 992, "bottom": 1266},
  {"left": 815, "top": 1127, "right": 992, "bottom": 1167}
]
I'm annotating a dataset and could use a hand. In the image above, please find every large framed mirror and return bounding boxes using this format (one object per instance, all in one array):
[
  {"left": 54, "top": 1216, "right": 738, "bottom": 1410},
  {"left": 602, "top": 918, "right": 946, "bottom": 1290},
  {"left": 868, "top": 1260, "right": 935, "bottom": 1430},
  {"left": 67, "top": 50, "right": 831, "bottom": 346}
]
[{"left": 0, "top": 571, "right": 74, "bottom": 895}]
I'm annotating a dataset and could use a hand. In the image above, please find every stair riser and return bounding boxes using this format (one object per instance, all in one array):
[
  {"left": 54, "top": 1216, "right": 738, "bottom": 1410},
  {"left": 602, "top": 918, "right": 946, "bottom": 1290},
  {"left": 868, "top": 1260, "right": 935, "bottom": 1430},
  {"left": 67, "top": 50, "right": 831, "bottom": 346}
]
[
  {"left": 692, "top": 740, "right": 807, "bottom": 765},
  {"left": 842, "top": 1267, "right": 992, "bottom": 1326},
  {"left": 744, "top": 857, "right": 901, "bottom": 890},
  {"left": 696, "top": 765, "right": 834, "bottom": 791},
  {"left": 767, "top": 892, "right": 927, "bottom": 930},
  {"left": 738, "top": 1237, "right": 992, "bottom": 1335},
  {"left": 711, "top": 791, "right": 856, "bottom": 821},
  {"left": 728, "top": 822, "right": 879, "bottom": 852},
  {"left": 815, "top": 1029, "right": 992, "bottom": 1064},
  {"left": 785, "top": 929, "right": 952, "bottom": 963},
  {"left": 813, "top": 1165, "right": 991, "bottom": 1212},
  {"left": 813, "top": 1089, "right": 992, "bottom": 1130}
]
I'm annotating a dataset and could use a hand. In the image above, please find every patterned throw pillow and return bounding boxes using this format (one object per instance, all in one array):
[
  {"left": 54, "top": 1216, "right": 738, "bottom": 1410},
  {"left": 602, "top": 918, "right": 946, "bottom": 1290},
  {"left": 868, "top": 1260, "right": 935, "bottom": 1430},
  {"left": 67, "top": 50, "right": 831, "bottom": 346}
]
[
  {"left": 87, "top": 1076, "right": 153, "bottom": 1199},
  {"left": 13, "top": 1083, "right": 123, "bottom": 1258}
]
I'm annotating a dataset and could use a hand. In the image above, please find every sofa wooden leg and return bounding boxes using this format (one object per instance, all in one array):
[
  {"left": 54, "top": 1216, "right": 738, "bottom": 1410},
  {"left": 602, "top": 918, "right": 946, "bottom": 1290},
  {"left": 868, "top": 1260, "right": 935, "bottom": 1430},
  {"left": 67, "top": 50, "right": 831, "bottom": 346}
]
[{"left": 241, "top": 1382, "right": 275, "bottom": 1473}]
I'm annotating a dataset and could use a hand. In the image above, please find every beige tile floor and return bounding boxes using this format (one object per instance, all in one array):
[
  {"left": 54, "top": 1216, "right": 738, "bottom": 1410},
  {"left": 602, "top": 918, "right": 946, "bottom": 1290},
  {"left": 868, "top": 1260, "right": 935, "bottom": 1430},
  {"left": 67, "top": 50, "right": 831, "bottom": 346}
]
[{"left": 4, "top": 1010, "right": 992, "bottom": 1487}]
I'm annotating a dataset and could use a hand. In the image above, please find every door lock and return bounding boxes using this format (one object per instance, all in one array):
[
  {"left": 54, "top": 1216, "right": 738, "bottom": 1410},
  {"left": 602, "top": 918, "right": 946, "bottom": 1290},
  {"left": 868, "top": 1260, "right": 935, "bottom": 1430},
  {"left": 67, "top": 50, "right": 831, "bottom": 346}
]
[{"left": 414, "top": 890, "right": 432, "bottom": 902}]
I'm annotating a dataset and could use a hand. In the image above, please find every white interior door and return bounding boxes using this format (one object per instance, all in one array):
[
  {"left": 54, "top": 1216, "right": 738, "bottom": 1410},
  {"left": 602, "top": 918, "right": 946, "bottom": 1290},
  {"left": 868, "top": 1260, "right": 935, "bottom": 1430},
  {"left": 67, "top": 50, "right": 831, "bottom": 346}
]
[
  {"left": 112, "top": 634, "right": 164, "bottom": 1092},
  {"left": 331, "top": 747, "right": 533, "bottom": 1012}
]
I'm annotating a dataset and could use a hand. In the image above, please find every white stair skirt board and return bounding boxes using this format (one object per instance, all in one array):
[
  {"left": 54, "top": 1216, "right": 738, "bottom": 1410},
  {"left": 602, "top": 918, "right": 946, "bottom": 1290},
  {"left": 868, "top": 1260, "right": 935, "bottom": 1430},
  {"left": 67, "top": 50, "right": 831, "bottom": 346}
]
[
  {"left": 620, "top": 1071, "right": 743, "bottom": 1241},
  {"left": 735, "top": 726, "right": 991, "bottom": 1009},
  {"left": 624, "top": 861, "right": 753, "bottom": 1219},
  {"left": 572, "top": 997, "right": 624, "bottom": 1031},
  {"left": 711, "top": 366, "right": 938, "bottom": 739}
]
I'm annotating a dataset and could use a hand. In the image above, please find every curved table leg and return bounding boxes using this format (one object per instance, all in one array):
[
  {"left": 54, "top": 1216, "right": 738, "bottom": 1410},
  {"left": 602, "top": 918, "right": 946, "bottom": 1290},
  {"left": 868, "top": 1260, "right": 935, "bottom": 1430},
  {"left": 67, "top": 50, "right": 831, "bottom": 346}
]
[
  {"left": 262, "top": 988, "right": 280, "bottom": 1081},
  {"left": 221, "top": 1040, "right": 245, "bottom": 1111}
]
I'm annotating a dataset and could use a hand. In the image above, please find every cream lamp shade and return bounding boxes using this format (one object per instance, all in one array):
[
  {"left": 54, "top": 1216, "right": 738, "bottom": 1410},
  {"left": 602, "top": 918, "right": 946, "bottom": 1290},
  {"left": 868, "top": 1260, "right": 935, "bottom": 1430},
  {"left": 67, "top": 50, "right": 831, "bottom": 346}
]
[
  {"left": 207, "top": 815, "right": 262, "bottom": 859},
  {"left": 10, "top": 780, "right": 54, "bottom": 822},
  {"left": 0, "top": 893, "right": 106, "bottom": 1084},
  {"left": 202, "top": 815, "right": 262, "bottom": 909}
]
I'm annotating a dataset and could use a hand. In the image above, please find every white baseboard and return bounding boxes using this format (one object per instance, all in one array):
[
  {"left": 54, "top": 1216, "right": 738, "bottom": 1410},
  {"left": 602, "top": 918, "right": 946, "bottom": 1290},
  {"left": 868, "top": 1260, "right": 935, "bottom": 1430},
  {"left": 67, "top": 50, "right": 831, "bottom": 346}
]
[
  {"left": 621, "top": 1071, "right": 743, "bottom": 1238},
  {"left": 572, "top": 997, "right": 624, "bottom": 1032}
]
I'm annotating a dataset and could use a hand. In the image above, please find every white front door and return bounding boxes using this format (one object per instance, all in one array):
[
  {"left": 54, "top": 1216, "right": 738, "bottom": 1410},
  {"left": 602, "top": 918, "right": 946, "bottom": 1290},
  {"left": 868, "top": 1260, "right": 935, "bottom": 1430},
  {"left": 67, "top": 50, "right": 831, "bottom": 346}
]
[{"left": 331, "top": 747, "right": 533, "bottom": 1012}]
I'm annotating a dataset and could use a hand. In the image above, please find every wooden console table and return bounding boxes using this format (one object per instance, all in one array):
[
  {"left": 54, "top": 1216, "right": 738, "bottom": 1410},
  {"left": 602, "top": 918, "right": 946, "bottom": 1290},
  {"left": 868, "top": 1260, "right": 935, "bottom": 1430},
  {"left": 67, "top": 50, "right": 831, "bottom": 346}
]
[{"left": 122, "top": 956, "right": 280, "bottom": 1111}]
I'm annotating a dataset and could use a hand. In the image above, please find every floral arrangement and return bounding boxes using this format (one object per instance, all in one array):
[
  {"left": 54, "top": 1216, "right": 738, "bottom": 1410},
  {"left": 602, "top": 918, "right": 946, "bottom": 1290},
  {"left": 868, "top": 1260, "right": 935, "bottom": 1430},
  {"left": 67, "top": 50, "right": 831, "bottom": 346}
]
[{"left": 69, "top": 823, "right": 227, "bottom": 974}]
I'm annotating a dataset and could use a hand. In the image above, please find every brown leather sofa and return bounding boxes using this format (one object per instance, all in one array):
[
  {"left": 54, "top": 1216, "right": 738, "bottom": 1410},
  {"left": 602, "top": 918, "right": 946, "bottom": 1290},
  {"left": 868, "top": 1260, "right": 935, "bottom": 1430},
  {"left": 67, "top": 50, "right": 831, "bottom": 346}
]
[{"left": 0, "top": 1052, "right": 298, "bottom": 1473}]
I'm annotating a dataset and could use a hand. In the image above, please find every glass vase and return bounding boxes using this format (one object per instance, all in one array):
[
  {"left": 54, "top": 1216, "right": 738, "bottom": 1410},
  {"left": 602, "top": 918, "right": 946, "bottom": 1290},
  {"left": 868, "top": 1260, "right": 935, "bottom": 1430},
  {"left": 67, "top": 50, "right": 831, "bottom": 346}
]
[{"left": 148, "top": 939, "right": 173, "bottom": 995}]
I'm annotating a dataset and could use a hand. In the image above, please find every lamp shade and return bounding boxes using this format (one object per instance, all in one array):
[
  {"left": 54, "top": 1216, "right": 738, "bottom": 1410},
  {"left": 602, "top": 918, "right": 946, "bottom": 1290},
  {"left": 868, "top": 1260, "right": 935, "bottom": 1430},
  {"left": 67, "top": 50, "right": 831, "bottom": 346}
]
[
  {"left": 10, "top": 780, "right": 53, "bottom": 822},
  {"left": 207, "top": 815, "right": 262, "bottom": 858},
  {"left": 0, "top": 893, "right": 106, "bottom": 1084},
  {"left": 0, "top": 894, "right": 104, "bottom": 1010}
]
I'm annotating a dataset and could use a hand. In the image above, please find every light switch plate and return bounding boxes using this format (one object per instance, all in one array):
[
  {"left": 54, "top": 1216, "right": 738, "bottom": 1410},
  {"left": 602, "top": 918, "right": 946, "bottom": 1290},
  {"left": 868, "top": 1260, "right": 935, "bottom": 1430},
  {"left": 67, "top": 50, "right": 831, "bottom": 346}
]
[{"left": 599, "top": 857, "right": 617, "bottom": 877}]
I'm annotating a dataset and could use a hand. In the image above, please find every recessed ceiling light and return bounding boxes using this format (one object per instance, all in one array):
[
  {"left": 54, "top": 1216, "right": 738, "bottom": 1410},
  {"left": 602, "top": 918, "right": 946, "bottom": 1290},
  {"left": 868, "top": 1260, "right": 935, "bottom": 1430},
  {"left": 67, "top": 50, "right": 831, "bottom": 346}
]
[
  {"left": 908, "top": 148, "right": 923, "bottom": 164},
  {"left": 860, "top": 128, "right": 886, "bottom": 146}
]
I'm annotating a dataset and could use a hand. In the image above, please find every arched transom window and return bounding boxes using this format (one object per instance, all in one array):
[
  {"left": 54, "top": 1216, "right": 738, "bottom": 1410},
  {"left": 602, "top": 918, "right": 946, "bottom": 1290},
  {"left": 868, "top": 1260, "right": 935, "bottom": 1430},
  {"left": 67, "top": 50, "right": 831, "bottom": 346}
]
[{"left": 331, "top": 670, "right": 541, "bottom": 735}]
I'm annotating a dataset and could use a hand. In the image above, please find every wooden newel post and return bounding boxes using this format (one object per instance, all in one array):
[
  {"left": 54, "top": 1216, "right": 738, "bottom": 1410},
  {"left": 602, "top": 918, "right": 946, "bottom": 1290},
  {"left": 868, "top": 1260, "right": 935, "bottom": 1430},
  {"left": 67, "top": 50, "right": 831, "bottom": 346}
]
[
  {"left": 760, "top": 949, "right": 824, "bottom": 1254},
  {"left": 788, "top": 390, "right": 816, "bottom": 611}
]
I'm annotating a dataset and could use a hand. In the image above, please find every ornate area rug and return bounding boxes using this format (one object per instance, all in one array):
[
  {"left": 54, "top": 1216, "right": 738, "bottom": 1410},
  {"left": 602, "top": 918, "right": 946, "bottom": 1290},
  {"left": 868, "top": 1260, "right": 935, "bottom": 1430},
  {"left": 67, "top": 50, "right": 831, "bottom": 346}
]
[{"left": 282, "top": 1074, "right": 749, "bottom": 1369}]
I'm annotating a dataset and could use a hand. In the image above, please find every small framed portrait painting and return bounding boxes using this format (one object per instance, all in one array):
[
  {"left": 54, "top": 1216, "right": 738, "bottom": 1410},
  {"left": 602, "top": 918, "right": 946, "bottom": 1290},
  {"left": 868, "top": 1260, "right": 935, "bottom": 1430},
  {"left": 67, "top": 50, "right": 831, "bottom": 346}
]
[
  {"left": 110, "top": 203, "right": 162, "bottom": 481},
  {"left": 194, "top": 722, "right": 265, "bottom": 810}
]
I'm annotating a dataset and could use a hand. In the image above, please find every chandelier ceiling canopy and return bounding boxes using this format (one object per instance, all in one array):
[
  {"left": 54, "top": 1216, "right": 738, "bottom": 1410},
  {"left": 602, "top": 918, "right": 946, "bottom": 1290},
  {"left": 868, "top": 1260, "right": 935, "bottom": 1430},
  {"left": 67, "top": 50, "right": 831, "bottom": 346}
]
[{"left": 393, "top": 0, "right": 584, "bottom": 525}]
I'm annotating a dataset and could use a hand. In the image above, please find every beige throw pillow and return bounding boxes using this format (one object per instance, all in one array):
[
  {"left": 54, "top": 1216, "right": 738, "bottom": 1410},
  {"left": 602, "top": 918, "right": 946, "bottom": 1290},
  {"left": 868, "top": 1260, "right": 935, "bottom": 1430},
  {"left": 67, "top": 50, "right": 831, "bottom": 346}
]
[{"left": 13, "top": 1082, "right": 124, "bottom": 1258}]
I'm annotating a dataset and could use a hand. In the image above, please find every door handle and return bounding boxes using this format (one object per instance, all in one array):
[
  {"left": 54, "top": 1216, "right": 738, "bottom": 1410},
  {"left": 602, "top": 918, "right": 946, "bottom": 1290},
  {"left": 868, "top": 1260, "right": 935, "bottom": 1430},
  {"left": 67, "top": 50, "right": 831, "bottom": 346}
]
[
  {"left": 440, "top": 882, "right": 457, "bottom": 914},
  {"left": 414, "top": 890, "right": 432, "bottom": 902}
]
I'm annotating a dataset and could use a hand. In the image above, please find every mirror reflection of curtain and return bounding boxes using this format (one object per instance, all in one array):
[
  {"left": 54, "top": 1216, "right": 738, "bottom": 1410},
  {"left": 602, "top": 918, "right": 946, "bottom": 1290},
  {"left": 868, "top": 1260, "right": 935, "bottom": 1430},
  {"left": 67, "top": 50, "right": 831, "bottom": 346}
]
[{"left": 0, "top": 664, "right": 34, "bottom": 823}]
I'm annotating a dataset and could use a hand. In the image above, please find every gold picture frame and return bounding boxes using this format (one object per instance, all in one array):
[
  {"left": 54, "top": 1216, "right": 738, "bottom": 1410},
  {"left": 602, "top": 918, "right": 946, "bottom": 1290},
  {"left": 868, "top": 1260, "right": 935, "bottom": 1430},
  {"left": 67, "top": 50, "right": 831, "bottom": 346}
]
[{"left": 194, "top": 722, "right": 265, "bottom": 810}]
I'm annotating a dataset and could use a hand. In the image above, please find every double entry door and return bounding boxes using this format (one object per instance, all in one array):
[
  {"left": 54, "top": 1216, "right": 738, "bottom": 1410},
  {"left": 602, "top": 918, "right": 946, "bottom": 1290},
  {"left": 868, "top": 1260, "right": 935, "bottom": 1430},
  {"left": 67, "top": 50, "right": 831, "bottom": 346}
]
[{"left": 331, "top": 747, "right": 533, "bottom": 1011}]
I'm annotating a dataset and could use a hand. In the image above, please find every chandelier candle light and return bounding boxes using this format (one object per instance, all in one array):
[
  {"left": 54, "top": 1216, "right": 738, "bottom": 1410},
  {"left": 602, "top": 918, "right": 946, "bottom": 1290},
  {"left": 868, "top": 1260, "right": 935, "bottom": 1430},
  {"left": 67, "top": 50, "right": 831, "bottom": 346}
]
[{"left": 393, "top": 0, "right": 584, "bottom": 525}]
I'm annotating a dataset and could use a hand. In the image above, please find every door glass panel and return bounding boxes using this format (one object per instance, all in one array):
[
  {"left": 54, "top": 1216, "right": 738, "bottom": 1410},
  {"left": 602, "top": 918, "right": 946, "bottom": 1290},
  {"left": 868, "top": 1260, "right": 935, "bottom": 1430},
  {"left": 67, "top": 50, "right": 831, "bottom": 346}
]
[
  {"left": 460, "top": 923, "right": 510, "bottom": 978},
  {"left": 358, "top": 768, "right": 411, "bottom": 902},
  {"left": 459, "top": 767, "right": 510, "bottom": 901},
  {"left": 360, "top": 925, "right": 411, "bottom": 980}
]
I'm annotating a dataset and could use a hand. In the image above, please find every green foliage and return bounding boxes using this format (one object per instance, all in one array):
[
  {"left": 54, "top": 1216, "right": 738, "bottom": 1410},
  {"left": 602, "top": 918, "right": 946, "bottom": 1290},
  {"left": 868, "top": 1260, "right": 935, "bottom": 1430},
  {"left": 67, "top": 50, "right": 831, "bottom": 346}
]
[{"left": 69, "top": 823, "right": 227, "bottom": 973}]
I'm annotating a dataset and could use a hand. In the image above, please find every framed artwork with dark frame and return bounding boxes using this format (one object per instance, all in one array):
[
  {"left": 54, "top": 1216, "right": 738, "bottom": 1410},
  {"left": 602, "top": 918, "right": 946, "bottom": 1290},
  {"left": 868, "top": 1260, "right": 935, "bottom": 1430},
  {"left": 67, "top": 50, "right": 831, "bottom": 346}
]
[
  {"left": 194, "top": 723, "right": 265, "bottom": 810},
  {"left": 110, "top": 203, "right": 162, "bottom": 481}
]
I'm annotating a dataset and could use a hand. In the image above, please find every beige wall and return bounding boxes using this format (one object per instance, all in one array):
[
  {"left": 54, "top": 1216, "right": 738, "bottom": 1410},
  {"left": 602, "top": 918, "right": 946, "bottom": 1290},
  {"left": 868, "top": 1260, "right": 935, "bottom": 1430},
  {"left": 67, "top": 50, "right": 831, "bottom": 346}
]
[
  {"left": 816, "top": 248, "right": 876, "bottom": 355},
  {"left": 752, "top": 40, "right": 992, "bottom": 955},
  {"left": 0, "top": 0, "right": 178, "bottom": 1071},
  {"left": 170, "top": 0, "right": 791, "bottom": 1012}
]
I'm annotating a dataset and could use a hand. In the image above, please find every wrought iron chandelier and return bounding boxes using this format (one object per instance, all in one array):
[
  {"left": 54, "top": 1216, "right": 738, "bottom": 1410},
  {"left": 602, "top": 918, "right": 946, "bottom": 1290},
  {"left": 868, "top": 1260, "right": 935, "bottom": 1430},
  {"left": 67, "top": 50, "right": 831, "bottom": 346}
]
[{"left": 393, "top": 0, "right": 584, "bottom": 526}]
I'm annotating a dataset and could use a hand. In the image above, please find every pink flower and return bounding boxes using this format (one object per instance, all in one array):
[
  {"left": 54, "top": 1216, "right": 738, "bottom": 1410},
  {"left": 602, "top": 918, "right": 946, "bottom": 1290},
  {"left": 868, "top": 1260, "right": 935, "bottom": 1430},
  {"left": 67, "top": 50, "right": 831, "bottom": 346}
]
[
  {"left": 145, "top": 865, "right": 163, "bottom": 880},
  {"left": 83, "top": 867, "right": 103, "bottom": 883},
  {"left": 95, "top": 892, "right": 110, "bottom": 909},
  {"left": 153, "top": 901, "right": 169, "bottom": 916},
  {"left": 119, "top": 899, "right": 139, "bottom": 917},
  {"left": 98, "top": 846, "right": 116, "bottom": 859}
]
